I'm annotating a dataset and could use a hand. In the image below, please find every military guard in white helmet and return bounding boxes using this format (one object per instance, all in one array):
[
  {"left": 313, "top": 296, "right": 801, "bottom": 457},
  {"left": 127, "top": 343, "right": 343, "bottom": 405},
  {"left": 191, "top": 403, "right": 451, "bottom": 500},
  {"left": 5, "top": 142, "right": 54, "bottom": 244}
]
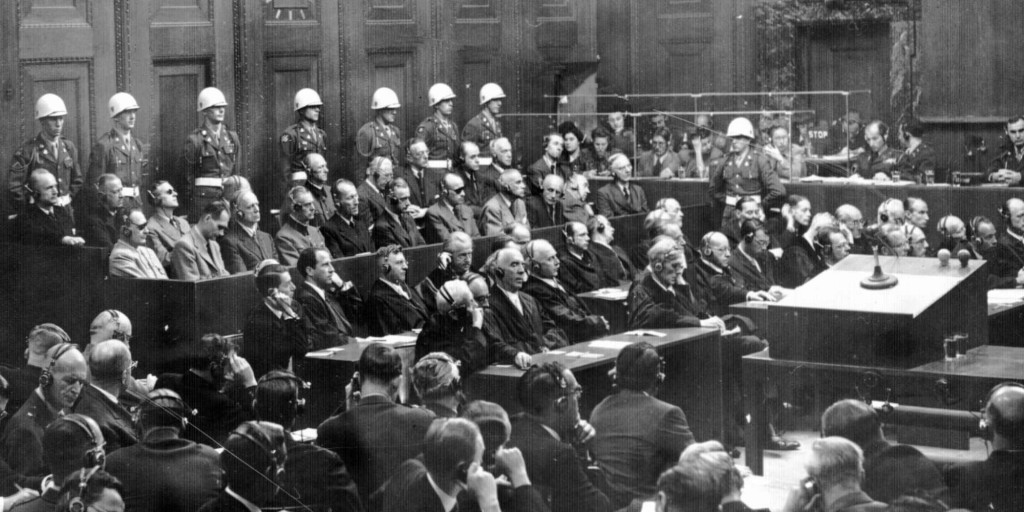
[
  {"left": 356, "top": 87, "right": 403, "bottom": 164},
  {"left": 182, "top": 87, "right": 241, "bottom": 222},
  {"left": 462, "top": 83, "right": 505, "bottom": 165},
  {"left": 415, "top": 83, "right": 460, "bottom": 169},
  {"left": 88, "top": 92, "right": 148, "bottom": 208},
  {"left": 279, "top": 88, "right": 326, "bottom": 185},
  {"left": 7, "top": 93, "right": 83, "bottom": 213},
  {"left": 709, "top": 117, "right": 785, "bottom": 226}
]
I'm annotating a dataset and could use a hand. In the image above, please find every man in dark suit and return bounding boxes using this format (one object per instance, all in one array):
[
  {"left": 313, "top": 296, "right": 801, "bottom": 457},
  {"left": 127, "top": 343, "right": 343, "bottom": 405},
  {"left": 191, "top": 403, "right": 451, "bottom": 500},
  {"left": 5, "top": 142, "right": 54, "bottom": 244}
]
[
  {"left": 242, "top": 263, "right": 312, "bottom": 379},
  {"left": 416, "top": 280, "right": 489, "bottom": 376},
  {"left": 507, "top": 363, "right": 611, "bottom": 512},
  {"left": 105, "top": 389, "right": 223, "bottom": 512},
  {"left": 357, "top": 156, "right": 392, "bottom": 227},
  {"left": 479, "top": 169, "right": 530, "bottom": 236},
  {"left": 587, "top": 215, "right": 635, "bottom": 286},
  {"left": 691, "top": 232, "right": 775, "bottom": 317},
  {"left": 989, "top": 198, "right": 1024, "bottom": 288},
  {"left": 728, "top": 219, "right": 779, "bottom": 293},
  {"left": 323, "top": 179, "right": 374, "bottom": 258},
  {"left": 416, "top": 232, "right": 477, "bottom": 317},
  {"left": 424, "top": 172, "right": 480, "bottom": 243},
  {"left": 779, "top": 221, "right": 831, "bottom": 288},
  {"left": 13, "top": 414, "right": 107, "bottom": 512},
  {"left": 12, "top": 169, "right": 85, "bottom": 247},
  {"left": 399, "top": 138, "right": 442, "bottom": 208},
  {"left": 372, "top": 178, "right": 426, "bottom": 249},
  {"left": 177, "top": 334, "right": 257, "bottom": 447},
  {"left": 589, "top": 343, "right": 694, "bottom": 508},
  {"left": 295, "top": 247, "right": 363, "bottom": 349},
  {"left": 559, "top": 221, "right": 602, "bottom": 294},
  {"left": 317, "top": 344, "right": 436, "bottom": 502},
  {"left": 525, "top": 133, "right": 565, "bottom": 197},
  {"left": 526, "top": 174, "right": 566, "bottom": 228},
  {"left": 482, "top": 248, "right": 568, "bottom": 369},
  {"left": 75, "top": 174, "right": 123, "bottom": 249},
  {"left": 72, "top": 340, "right": 138, "bottom": 452},
  {"left": 254, "top": 370, "right": 362, "bottom": 512},
  {"left": 411, "top": 353, "right": 464, "bottom": 418},
  {"left": 0, "top": 323, "right": 68, "bottom": 416},
  {"left": 366, "top": 245, "right": 429, "bottom": 335},
  {"left": 595, "top": 154, "right": 648, "bottom": 218},
  {"left": 453, "top": 141, "right": 487, "bottom": 217},
  {"left": 198, "top": 421, "right": 289, "bottom": 512},
  {"left": 521, "top": 240, "right": 608, "bottom": 343},
  {"left": 478, "top": 137, "right": 511, "bottom": 203},
  {"left": 220, "top": 190, "right": 277, "bottom": 274}
]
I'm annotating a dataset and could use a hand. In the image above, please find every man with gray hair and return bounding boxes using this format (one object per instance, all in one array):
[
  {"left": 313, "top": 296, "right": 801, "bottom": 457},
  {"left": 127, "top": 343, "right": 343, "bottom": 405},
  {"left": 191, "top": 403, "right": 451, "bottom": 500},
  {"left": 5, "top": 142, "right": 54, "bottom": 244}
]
[
  {"left": 562, "top": 173, "right": 594, "bottom": 224},
  {"left": 781, "top": 437, "right": 886, "bottom": 512},
  {"left": 526, "top": 173, "right": 566, "bottom": 228},
  {"left": 479, "top": 168, "right": 530, "bottom": 236},
  {"left": 73, "top": 339, "right": 138, "bottom": 452},
  {"left": 835, "top": 204, "right": 870, "bottom": 255},
  {"left": 522, "top": 239, "right": 608, "bottom": 343},
  {"left": 220, "top": 190, "right": 277, "bottom": 273},
  {"left": 424, "top": 172, "right": 480, "bottom": 243},
  {"left": 482, "top": 137, "right": 513, "bottom": 200},
  {"left": 275, "top": 185, "right": 327, "bottom": 265},
  {"left": 416, "top": 231, "right": 478, "bottom": 315},
  {"left": 415, "top": 280, "right": 489, "bottom": 374},
  {"left": 373, "top": 178, "right": 426, "bottom": 248}
]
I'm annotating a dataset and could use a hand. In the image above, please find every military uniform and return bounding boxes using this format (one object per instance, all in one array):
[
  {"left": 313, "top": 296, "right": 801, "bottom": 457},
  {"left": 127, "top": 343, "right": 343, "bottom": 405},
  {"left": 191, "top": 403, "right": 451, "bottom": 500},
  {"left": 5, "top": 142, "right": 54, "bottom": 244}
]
[
  {"left": 985, "top": 145, "right": 1024, "bottom": 184},
  {"left": 414, "top": 115, "right": 460, "bottom": 165},
  {"left": 462, "top": 111, "right": 502, "bottom": 161},
  {"left": 7, "top": 134, "right": 82, "bottom": 211},
  {"left": 280, "top": 122, "right": 327, "bottom": 178},
  {"left": 895, "top": 143, "right": 937, "bottom": 184},
  {"left": 88, "top": 130, "right": 148, "bottom": 207},
  {"left": 355, "top": 119, "right": 402, "bottom": 163},
  {"left": 182, "top": 124, "right": 240, "bottom": 221},
  {"left": 709, "top": 149, "right": 785, "bottom": 223},
  {"left": 854, "top": 146, "right": 902, "bottom": 180}
]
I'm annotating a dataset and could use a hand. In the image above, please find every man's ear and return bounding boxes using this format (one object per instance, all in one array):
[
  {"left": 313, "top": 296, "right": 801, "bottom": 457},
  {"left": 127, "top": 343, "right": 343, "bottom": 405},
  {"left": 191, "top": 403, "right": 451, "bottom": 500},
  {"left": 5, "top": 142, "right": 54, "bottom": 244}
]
[{"left": 654, "top": 491, "right": 667, "bottom": 512}]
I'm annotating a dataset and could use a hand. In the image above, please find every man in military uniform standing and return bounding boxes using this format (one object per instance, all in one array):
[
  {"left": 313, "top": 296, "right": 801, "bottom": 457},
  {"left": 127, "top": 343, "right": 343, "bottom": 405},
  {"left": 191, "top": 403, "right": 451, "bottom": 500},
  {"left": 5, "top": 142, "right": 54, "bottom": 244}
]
[
  {"left": 709, "top": 117, "right": 785, "bottom": 227},
  {"left": 462, "top": 83, "right": 505, "bottom": 165},
  {"left": 182, "top": 86, "right": 241, "bottom": 222},
  {"left": 355, "top": 87, "right": 403, "bottom": 165},
  {"left": 89, "top": 92, "right": 148, "bottom": 209},
  {"left": 279, "top": 88, "right": 326, "bottom": 185},
  {"left": 415, "top": 83, "right": 460, "bottom": 172},
  {"left": 7, "top": 93, "right": 83, "bottom": 215}
]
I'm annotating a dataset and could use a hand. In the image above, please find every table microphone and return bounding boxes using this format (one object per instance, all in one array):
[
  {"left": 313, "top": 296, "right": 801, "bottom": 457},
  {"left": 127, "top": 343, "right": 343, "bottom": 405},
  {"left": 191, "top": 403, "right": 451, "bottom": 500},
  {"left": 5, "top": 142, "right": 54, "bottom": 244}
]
[
  {"left": 860, "top": 227, "right": 898, "bottom": 290},
  {"left": 957, "top": 249, "right": 971, "bottom": 268},
  {"left": 936, "top": 248, "right": 951, "bottom": 267}
]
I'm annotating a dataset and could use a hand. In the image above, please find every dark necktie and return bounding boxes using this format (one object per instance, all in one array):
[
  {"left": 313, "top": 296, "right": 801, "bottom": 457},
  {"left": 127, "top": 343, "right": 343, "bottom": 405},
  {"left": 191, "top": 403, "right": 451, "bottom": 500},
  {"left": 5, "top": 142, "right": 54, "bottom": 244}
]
[
  {"left": 325, "top": 295, "right": 353, "bottom": 336},
  {"left": 548, "top": 204, "right": 556, "bottom": 223},
  {"left": 652, "top": 157, "right": 662, "bottom": 175},
  {"left": 623, "top": 186, "right": 630, "bottom": 200},
  {"left": 550, "top": 162, "right": 557, "bottom": 175}
]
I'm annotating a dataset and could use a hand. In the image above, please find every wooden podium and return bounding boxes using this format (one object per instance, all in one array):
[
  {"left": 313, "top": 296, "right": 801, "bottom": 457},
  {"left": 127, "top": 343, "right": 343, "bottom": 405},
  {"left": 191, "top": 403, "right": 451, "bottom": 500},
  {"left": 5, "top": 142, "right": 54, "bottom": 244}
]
[{"left": 763, "top": 255, "right": 989, "bottom": 367}]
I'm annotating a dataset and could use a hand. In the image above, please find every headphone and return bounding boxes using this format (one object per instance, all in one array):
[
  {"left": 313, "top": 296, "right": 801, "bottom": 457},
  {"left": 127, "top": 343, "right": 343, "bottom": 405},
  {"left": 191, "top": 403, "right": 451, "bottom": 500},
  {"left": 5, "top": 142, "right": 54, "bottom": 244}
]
[
  {"left": 999, "top": 199, "right": 1014, "bottom": 223},
  {"left": 26, "top": 323, "right": 71, "bottom": 348},
  {"left": 524, "top": 241, "right": 542, "bottom": 273},
  {"left": 229, "top": 424, "right": 287, "bottom": 481},
  {"left": 61, "top": 415, "right": 107, "bottom": 469},
  {"left": 937, "top": 215, "right": 951, "bottom": 237},
  {"left": 67, "top": 466, "right": 100, "bottom": 512},
  {"left": 103, "top": 310, "right": 130, "bottom": 343},
  {"left": 39, "top": 343, "right": 78, "bottom": 388},
  {"left": 258, "top": 370, "right": 309, "bottom": 416},
  {"left": 979, "top": 381, "right": 1024, "bottom": 440},
  {"left": 416, "top": 352, "right": 463, "bottom": 397},
  {"left": 878, "top": 198, "right": 903, "bottom": 224},
  {"left": 613, "top": 346, "right": 666, "bottom": 389},
  {"left": 971, "top": 216, "right": 988, "bottom": 243},
  {"left": 699, "top": 232, "right": 715, "bottom": 257},
  {"left": 438, "top": 284, "right": 457, "bottom": 306},
  {"left": 140, "top": 388, "right": 196, "bottom": 429}
]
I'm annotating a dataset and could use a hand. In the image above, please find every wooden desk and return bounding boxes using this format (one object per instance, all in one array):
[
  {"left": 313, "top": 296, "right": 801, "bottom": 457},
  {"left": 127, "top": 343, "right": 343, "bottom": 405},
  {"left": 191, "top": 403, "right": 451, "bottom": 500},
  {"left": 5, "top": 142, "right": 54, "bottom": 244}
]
[
  {"left": 742, "top": 345, "right": 1024, "bottom": 475},
  {"left": 466, "top": 327, "right": 725, "bottom": 443},
  {"left": 577, "top": 285, "right": 630, "bottom": 334}
]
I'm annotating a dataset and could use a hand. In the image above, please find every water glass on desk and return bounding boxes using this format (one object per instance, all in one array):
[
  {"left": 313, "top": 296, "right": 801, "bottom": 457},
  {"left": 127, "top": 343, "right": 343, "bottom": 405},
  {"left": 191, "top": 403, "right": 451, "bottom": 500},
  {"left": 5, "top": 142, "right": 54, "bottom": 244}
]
[
  {"left": 943, "top": 335, "right": 957, "bottom": 361},
  {"left": 954, "top": 332, "right": 969, "bottom": 357},
  {"left": 891, "top": 169, "right": 901, "bottom": 183}
]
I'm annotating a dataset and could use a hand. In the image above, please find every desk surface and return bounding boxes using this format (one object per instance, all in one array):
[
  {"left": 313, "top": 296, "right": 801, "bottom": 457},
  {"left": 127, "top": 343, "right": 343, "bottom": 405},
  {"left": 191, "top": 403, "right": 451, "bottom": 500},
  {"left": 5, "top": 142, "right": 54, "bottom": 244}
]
[{"left": 305, "top": 332, "right": 419, "bottom": 362}]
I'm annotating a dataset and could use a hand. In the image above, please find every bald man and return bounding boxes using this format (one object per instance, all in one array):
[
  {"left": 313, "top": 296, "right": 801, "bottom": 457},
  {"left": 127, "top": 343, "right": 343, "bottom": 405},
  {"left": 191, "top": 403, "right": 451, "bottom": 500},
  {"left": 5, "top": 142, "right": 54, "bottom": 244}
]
[
  {"left": 323, "top": 178, "right": 373, "bottom": 257},
  {"left": 424, "top": 173, "right": 480, "bottom": 243},
  {"left": 220, "top": 190, "right": 277, "bottom": 273},
  {"left": 526, "top": 174, "right": 566, "bottom": 228},
  {"left": 414, "top": 280, "right": 489, "bottom": 374},
  {"left": 13, "top": 169, "right": 84, "bottom": 246},
  {"left": 479, "top": 169, "right": 530, "bottom": 236},
  {"left": 946, "top": 384, "right": 1024, "bottom": 509},
  {"left": 522, "top": 240, "right": 609, "bottom": 343},
  {"left": 692, "top": 232, "right": 775, "bottom": 316},
  {"left": 73, "top": 340, "right": 138, "bottom": 452},
  {"left": 2, "top": 344, "right": 88, "bottom": 477}
]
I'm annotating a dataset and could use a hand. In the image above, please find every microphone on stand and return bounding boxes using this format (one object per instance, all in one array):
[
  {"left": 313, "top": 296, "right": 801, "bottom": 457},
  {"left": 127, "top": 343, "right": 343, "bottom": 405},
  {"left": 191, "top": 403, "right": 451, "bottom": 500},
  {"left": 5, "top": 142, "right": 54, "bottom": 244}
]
[{"left": 860, "top": 224, "right": 899, "bottom": 290}]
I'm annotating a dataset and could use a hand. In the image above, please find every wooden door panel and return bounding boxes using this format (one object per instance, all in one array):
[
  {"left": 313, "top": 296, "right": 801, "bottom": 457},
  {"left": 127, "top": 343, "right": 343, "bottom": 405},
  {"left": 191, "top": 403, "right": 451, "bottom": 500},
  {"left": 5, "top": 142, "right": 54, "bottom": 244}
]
[
  {"left": 369, "top": 51, "right": 416, "bottom": 143},
  {"left": 21, "top": 63, "right": 91, "bottom": 160},
  {"left": 154, "top": 63, "right": 208, "bottom": 185}
]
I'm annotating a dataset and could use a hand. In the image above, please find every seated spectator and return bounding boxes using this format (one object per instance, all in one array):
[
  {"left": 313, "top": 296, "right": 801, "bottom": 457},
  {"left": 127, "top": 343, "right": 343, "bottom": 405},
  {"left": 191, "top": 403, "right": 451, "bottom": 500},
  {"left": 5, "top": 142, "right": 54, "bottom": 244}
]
[
  {"left": 647, "top": 453, "right": 735, "bottom": 512},
  {"left": 294, "top": 247, "right": 363, "bottom": 349},
  {"left": 417, "top": 232, "right": 477, "bottom": 316},
  {"left": 562, "top": 173, "right": 594, "bottom": 224},
  {"left": 878, "top": 222, "right": 910, "bottom": 257},
  {"left": 411, "top": 352, "right": 463, "bottom": 418},
  {"left": 482, "top": 248, "right": 568, "bottom": 368},
  {"left": 684, "top": 123, "right": 725, "bottom": 179},
  {"left": 526, "top": 174, "right": 566, "bottom": 228},
  {"left": 480, "top": 169, "right": 530, "bottom": 236},
  {"left": 876, "top": 197, "right": 906, "bottom": 225},
  {"left": 636, "top": 128, "right": 681, "bottom": 178},
  {"left": 220, "top": 175, "right": 251, "bottom": 206},
  {"left": 317, "top": 343, "right": 436, "bottom": 502},
  {"left": 145, "top": 180, "right": 189, "bottom": 268},
  {"left": 692, "top": 232, "right": 775, "bottom": 317},
  {"left": 905, "top": 197, "right": 930, "bottom": 232},
  {"left": 276, "top": 186, "right": 327, "bottom": 265},
  {"left": 936, "top": 215, "right": 973, "bottom": 257},
  {"left": 397, "top": 138, "right": 440, "bottom": 209},
  {"left": 367, "top": 245, "right": 429, "bottom": 335},
  {"left": 507, "top": 362, "right": 611, "bottom": 512},
  {"left": 453, "top": 141, "right": 487, "bottom": 217},
  {"left": 381, "top": 418, "right": 505, "bottom": 512},
  {"left": 989, "top": 198, "right": 1024, "bottom": 288},
  {"left": 220, "top": 191, "right": 277, "bottom": 274},
  {"left": 104, "top": 389, "right": 222, "bottom": 512},
  {"left": 323, "top": 179, "right": 374, "bottom": 258},
  {"left": 197, "top": 422, "right": 288, "bottom": 512},
  {"left": 780, "top": 437, "right": 886, "bottom": 512},
  {"left": 0, "top": 323, "right": 69, "bottom": 415},
  {"left": 588, "top": 214, "right": 636, "bottom": 286},
  {"left": 969, "top": 215, "right": 998, "bottom": 260},
  {"left": 53, "top": 469, "right": 123, "bottom": 512},
  {"left": 676, "top": 442, "right": 767, "bottom": 512},
  {"left": 76, "top": 174, "right": 123, "bottom": 249},
  {"left": 424, "top": 172, "right": 480, "bottom": 244},
  {"left": 559, "top": 221, "right": 603, "bottom": 294},
  {"left": 177, "top": 334, "right": 256, "bottom": 447},
  {"left": 985, "top": 116, "right": 1024, "bottom": 186},
  {"left": 590, "top": 342, "right": 694, "bottom": 508},
  {"left": 560, "top": 121, "right": 597, "bottom": 177},
  {"left": 415, "top": 280, "right": 489, "bottom": 375},
  {"left": 836, "top": 204, "right": 870, "bottom": 255},
  {"left": 654, "top": 198, "right": 684, "bottom": 228},
  {"left": 481, "top": 138, "right": 510, "bottom": 201},
  {"left": 242, "top": 262, "right": 311, "bottom": 379},
  {"left": 772, "top": 194, "right": 812, "bottom": 250},
  {"left": 11, "top": 414, "right": 103, "bottom": 512},
  {"left": 728, "top": 220, "right": 779, "bottom": 293},
  {"left": 596, "top": 154, "right": 648, "bottom": 217},
  {"left": 357, "top": 156, "right": 393, "bottom": 227},
  {"left": 780, "top": 212, "right": 835, "bottom": 287},
  {"left": 373, "top": 178, "right": 426, "bottom": 248},
  {"left": 505, "top": 222, "right": 531, "bottom": 246},
  {"left": 280, "top": 153, "right": 334, "bottom": 228},
  {"left": 521, "top": 240, "right": 608, "bottom": 343},
  {"left": 722, "top": 196, "right": 764, "bottom": 247},
  {"left": 526, "top": 133, "right": 566, "bottom": 197},
  {"left": 170, "top": 200, "right": 230, "bottom": 280},
  {"left": 109, "top": 209, "right": 167, "bottom": 279},
  {"left": 631, "top": 210, "right": 679, "bottom": 270},
  {"left": 253, "top": 370, "right": 361, "bottom": 512},
  {"left": 904, "top": 224, "right": 929, "bottom": 257},
  {"left": 764, "top": 126, "right": 806, "bottom": 180},
  {"left": 2, "top": 343, "right": 87, "bottom": 478},
  {"left": 853, "top": 121, "right": 901, "bottom": 180},
  {"left": 588, "top": 128, "right": 615, "bottom": 177},
  {"left": 72, "top": 340, "right": 138, "bottom": 452},
  {"left": 13, "top": 169, "right": 84, "bottom": 246},
  {"left": 821, "top": 399, "right": 946, "bottom": 504},
  {"left": 945, "top": 382, "right": 1024, "bottom": 510}
]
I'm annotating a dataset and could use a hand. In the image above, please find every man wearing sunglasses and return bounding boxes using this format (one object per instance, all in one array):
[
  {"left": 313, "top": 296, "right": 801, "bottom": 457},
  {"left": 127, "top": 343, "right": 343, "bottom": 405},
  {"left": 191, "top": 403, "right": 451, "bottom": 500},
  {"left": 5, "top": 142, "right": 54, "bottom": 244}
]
[
  {"left": 424, "top": 173, "right": 480, "bottom": 244},
  {"left": 170, "top": 200, "right": 230, "bottom": 280},
  {"left": 526, "top": 174, "right": 565, "bottom": 228},
  {"left": 109, "top": 209, "right": 167, "bottom": 279}
]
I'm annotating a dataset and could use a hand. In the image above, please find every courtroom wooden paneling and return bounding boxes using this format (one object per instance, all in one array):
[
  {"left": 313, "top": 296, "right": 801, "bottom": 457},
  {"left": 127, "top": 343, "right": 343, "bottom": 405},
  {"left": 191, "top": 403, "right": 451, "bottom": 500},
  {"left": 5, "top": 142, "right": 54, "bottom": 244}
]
[{"left": 799, "top": 23, "right": 891, "bottom": 126}]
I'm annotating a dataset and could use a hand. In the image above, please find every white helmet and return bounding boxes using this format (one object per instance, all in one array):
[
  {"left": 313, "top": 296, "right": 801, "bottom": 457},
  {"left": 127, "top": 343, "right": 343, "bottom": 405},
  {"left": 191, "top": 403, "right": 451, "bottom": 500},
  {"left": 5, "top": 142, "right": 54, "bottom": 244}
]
[
  {"left": 35, "top": 94, "right": 68, "bottom": 119},
  {"left": 726, "top": 117, "right": 755, "bottom": 139},
  {"left": 479, "top": 83, "right": 506, "bottom": 105},
  {"left": 293, "top": 88, "right": 323, "bottom": 111},
  {"left": 371, "top": 87, "right": 401, "bottom": 110},
  {"left": 428, "top": 83, "right": 456, "bottom": 107},
  {"left": 196, "top": 87, "right": 228, "bottom": 112},
  {"left": 108, "top": 92, "right": 140, "bottom": 118}
]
